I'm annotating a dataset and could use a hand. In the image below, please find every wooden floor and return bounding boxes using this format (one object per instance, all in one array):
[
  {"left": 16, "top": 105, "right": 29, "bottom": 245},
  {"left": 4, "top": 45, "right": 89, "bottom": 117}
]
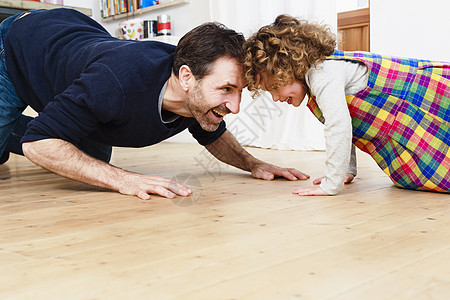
[{"left": 1, "top": 142, "right": 449, "bottom": 299}]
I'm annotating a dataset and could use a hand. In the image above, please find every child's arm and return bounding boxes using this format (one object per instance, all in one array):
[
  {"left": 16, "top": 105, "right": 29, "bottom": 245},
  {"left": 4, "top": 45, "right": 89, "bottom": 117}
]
[{"left": 295, "top": 61, "right": 354, "bottom": 195}]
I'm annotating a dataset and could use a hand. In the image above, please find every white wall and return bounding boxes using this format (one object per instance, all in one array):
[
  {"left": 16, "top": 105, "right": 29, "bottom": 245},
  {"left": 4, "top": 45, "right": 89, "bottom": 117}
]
[
  {"left": 336, "top": 0, "right": 368, "bottom": 12},
  {"left": 371, "top": 0, "right": 450, "bottom": 61},
  {"left": 63, "top": 0, "right": 100, "bottom": 19},
  {"left": 210, "top": 0, "right": 337, "bottom": 37}
]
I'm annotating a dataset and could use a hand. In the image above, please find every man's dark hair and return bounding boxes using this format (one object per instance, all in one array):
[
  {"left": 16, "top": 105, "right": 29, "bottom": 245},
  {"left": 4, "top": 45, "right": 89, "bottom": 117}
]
[{"left": 172, "top": 22, "right": 245, "bottom": 79}]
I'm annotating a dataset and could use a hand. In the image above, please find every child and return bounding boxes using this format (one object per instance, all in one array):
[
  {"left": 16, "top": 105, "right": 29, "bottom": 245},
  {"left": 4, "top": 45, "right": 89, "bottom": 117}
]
[{"left": 244, "top": 14, "right": 450, "bottom": 195}]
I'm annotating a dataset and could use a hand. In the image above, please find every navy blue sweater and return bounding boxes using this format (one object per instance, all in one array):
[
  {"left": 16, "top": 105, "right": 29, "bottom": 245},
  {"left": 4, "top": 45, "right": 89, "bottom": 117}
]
[{"left": 5, "top": 8, "right": 225, "bottom": 147}]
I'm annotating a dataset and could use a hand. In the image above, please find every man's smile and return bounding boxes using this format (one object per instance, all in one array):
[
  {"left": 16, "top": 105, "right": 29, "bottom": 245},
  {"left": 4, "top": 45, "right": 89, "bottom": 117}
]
[{"left": 211, "top": 108, "right": 228, "bottom": 118}]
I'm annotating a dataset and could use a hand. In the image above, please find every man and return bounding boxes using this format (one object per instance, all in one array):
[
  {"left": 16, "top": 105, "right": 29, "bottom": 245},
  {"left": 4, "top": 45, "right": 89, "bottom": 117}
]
[{"left": 0, "top": 9, "right": 309, "bottom": 200}]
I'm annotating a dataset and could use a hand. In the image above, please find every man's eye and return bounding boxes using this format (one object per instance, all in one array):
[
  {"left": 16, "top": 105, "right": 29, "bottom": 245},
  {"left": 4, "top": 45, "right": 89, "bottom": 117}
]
[{"left": 223, "top": 87, "right": 231, "bottom": 92}]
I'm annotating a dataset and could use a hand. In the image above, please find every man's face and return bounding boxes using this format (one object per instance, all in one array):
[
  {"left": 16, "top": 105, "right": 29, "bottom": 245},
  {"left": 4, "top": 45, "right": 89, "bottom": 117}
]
[{"left": 186, "top": 57, "right": 246, "bottom": 132}]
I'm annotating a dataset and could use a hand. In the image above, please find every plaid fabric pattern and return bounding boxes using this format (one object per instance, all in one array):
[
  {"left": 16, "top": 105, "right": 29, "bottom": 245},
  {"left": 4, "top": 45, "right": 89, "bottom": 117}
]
[{"left": 307, "top": 50, "right": 450, "bottom": 192}]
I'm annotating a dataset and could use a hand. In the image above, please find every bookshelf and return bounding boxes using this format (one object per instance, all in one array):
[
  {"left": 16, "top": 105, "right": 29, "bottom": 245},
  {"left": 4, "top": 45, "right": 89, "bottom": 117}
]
[
  {"left": 102, "top": 0, "right": 189, "bottom": 22},
  {"left": 0, "top": 0, "right": 92, "bottom": 17}
]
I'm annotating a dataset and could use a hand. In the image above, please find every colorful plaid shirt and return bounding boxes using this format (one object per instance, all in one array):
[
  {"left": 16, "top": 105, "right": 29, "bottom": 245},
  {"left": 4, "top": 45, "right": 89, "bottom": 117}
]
[{"left": 307, "top": 50, "right": 450, "bottom": 192}]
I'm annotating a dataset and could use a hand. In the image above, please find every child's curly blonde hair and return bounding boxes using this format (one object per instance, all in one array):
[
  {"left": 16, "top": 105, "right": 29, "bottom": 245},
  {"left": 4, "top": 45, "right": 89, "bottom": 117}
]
[{"left": 244, "top": 14, "right": 336, "bottom": 96}]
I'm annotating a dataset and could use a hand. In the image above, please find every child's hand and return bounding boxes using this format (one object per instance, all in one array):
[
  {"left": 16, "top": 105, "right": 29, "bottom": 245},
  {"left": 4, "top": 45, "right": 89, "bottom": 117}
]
[
  {"left": 293, "top": 173, "right": 356, "bottom": 196},
  {"left": 344, "top": 173, "right": 355, "bottom": 184},
  {"left": 312, "top": 173, "right": 355, "bottom": 185},
  {"left": 292, "top": 185, "right": 329, "bottom": 196}
]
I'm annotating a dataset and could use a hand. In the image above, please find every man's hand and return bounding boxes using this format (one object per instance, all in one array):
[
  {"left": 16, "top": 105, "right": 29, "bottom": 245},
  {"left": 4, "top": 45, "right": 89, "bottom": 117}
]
[
  {"left": 23, "top": 139, "right": 192, "bottom": 200},
  {"left": 119, "top": 173, "right": 192, "bottom": 200},
  {"left": 249, "top": 160, "right": 310, "bottom": 181}
]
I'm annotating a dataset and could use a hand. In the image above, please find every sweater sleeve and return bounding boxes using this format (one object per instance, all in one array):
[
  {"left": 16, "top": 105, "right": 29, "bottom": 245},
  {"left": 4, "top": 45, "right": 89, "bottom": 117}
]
[
  {"left": 348, "top": 144, "right": 357, "bottom": 176},
  {"left": 306, "top": 61, "right": 354, "bottom": 195},
  {"left": 188, "top": 120, "right": 227, "bottom": 146}
]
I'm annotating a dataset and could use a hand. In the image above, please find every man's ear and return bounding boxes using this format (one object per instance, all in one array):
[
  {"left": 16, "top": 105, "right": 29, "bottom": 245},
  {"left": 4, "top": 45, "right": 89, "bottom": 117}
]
[{"left": 179, "top": 65, "right": 194, "bottom": 92}]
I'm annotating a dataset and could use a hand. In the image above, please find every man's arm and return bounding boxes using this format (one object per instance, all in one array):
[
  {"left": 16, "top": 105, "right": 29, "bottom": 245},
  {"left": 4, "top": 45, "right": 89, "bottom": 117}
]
[
  {"left": 22, "top": 139, "right": 192, "bottom": 200},
  {"left": 205, "top": 130, "right": 309, "bottom": 181}
]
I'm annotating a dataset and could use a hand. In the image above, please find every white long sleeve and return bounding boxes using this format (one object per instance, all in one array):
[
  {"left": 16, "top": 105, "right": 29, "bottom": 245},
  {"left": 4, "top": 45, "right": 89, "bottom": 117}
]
[
  {"left": 348, "top": 144, "right": 357, "bottom": 176},
  {"left": 305, "top": 60, "right": 367, "bottom": 194}
]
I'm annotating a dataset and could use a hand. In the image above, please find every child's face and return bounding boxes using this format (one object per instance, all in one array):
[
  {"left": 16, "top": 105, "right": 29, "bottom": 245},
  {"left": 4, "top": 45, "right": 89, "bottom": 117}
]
[{"left": 260, "top": 76, "right": 307, "bottom": 107}]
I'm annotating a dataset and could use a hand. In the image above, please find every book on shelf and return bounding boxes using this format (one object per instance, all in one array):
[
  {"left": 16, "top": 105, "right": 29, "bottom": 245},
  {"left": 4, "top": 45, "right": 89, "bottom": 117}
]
[{"left": 100, "top": 0, "right": 160, "bottom": 18}]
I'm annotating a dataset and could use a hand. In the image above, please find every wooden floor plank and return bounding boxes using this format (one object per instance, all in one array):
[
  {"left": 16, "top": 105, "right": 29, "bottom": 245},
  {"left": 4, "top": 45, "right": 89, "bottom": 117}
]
[
  {"left": 1, "top": 142, "right": 449, "bottom": 299},
  {"left": 333, "top": 246, "right": 450, "bottom": 300}
]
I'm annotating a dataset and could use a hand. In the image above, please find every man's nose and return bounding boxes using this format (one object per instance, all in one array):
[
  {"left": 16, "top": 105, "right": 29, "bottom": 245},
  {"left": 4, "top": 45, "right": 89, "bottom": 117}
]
[
  {"left": 225, "top": 93, "right": 241, "bottom": 114},
  {"left": 271, "top": 93, "right": 279, "bottom": 102}
]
